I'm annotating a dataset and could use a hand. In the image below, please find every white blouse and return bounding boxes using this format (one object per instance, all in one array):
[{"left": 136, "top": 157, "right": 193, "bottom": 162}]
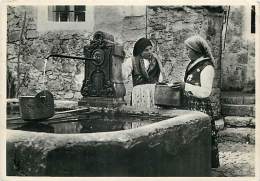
[
  {"left": 122, "top": 57, "right": 163, "bottom": 82},
  {"left": 122, "top": 57, "right": 214, "bottom": 99},
  {"left": 184, "top": 65, "right": 215, "bottom": 98}
]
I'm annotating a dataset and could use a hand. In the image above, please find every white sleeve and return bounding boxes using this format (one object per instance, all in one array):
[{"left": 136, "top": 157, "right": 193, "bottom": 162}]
[
  {"left": 184, "top": 65, "right": 214, "bottom": 98},
  {"left": 121, "top": 57, "right": 133, "bottom": 81}
]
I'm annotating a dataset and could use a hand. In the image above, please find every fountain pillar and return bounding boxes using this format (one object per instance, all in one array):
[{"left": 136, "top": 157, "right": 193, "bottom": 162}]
[{"left": 78, "top": 31, "right": 126, "bottom": 107}]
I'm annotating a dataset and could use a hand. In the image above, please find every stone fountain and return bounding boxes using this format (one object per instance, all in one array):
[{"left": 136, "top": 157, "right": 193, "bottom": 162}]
[{"left": 6, "top": 31, "right": 212, "bottom": 177}]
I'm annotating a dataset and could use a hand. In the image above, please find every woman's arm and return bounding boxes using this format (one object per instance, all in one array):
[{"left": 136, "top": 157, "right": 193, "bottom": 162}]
[
  {"left": 184, "top": 65, "right": 214, "bottom": 98},
  {"left": 152, "top": 53, "right": 167, "bottom": 82},
  {"left": 158, "top": 73, "right": 163, "bottom": 82}
]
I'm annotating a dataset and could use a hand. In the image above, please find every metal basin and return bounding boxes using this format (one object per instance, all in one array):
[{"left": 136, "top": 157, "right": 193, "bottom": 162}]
[{"left": 19, "top": 91, "right": 54, "bottom": 120}]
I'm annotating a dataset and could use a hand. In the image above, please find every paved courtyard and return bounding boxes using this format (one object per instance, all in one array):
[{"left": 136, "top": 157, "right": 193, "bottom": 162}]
[{"left": 211, "top": 141, "right": 255, "bottom": 177}]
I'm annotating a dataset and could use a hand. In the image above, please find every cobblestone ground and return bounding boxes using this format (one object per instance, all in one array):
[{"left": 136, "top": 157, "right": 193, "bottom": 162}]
[{"left": 211, "top": 141, "right": 255, "bottom": 177}]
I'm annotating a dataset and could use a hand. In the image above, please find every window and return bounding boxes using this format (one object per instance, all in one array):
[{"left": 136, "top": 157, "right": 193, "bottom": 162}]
[
  {"left": 37, "top": 6, "right": 94, "bottom": 32},
  {"left": 48, "top": 5, "right": 86, "bottom": 22}
]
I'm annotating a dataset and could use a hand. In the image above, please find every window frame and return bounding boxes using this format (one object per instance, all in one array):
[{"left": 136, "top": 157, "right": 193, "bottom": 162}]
[
  {"left": 37, "top": 5, "right": 94, "bottom": 32},
  {"left": 48, "top": 5, "right": 86, "bottom": 22}
]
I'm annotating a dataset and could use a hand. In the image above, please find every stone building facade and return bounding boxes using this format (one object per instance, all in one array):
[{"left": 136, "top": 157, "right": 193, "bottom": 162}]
[
  {"left": 7, "top": 5, "right": 255, "bottom": 119},
  {"left": 221, "top": 6, "right": 255, "bottom": 92}
]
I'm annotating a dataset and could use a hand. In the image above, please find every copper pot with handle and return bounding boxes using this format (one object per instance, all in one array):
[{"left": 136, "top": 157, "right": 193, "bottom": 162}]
[
  {"left": 19, "top": 90, "right": 54, "bottom": 121},
  {"left": 153, "top": 54, "right": 182, "bottom": 107},
  {"left": 154, "top": 82, "right": 182, "bottom": 107}
]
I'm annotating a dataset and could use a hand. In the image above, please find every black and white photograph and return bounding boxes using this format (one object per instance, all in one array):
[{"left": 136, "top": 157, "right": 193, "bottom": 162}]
[{"left": 0, "top": 0, "right": 259, "bottom": 179}]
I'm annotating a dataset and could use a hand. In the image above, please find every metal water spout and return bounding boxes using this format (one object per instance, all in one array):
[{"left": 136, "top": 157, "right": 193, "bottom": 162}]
[{"left": 46, "top": 31, "right": 126, "bottom": 107}]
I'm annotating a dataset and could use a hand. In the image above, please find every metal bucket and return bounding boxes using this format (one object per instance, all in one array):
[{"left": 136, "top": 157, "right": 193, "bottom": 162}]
[
  {"left": 154, "top": 84, "right": 182, "bottom": 107},
  {"left": 19, "top": 90, "right": 54, "bottom": 121}
]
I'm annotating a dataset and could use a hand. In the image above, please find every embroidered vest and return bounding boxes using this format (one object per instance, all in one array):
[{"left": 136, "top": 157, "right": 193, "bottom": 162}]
[
  {"left": 183, "top": 57, "right": 215, "bottom": 117},
  {"left": 132, "top": 56, "right": 160, "bottom": 87},
  {"left": 184, "top": 57, "right": 214, "bottom": 86}
]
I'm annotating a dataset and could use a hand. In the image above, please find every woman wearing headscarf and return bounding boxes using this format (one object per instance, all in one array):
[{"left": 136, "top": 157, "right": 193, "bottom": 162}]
[
  {"left": 122, "top": 38, "right": 166, "bottom": 107},
  {"left": 175, "top": 35, "right": 219, "bottom": 168}
]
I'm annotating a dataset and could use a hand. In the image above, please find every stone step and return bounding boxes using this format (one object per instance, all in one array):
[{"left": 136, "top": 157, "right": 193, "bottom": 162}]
[
  {"left": 221, "top": 104, "right": 255, "bottom": 117},
  {"left": 221, "top": 92, "right": 255, "bottom": 105},
  {"left": 218, "top": 128, "right": 255, "bottom": 144},
  {"left": 224, "top": 116, "right": 255, "bottom": 127}
]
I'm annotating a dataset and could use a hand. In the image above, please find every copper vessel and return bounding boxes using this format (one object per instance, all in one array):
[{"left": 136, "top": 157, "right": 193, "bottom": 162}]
[
  {"left": 19, "top": 90, "right": 54, "bottom": 121},
  {"left": 154, "top": 84, "right": 182, "bottom": 107}
]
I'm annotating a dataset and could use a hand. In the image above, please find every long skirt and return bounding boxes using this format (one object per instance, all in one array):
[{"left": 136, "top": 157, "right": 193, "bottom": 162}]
[{"left": 182, "top": 92, "right": 220, "bottom": 168}]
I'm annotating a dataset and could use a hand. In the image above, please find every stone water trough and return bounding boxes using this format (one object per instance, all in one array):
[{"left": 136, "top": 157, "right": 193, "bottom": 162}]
[
  {"left": 6, "top": 31, "right": 212, "bottom": 176},
  {"left": 7, "top": 103, "right": 211, "bottom": 177}
]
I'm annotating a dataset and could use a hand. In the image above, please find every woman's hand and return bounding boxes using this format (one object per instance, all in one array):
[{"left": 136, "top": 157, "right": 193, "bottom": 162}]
[
  {"left": 171, "top": 81, "right": 185, "bottom": 90},
  {"left": 156, "top": 80, "right": 169, "bottom": 85},
  {"left": 151, "top": 52, "right": 162, "bottom": 61}
]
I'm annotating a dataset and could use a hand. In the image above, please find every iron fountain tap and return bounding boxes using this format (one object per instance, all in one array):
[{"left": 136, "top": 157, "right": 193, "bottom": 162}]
[{"left": 45, "top": 31, "right": 126, "bottom": 107}]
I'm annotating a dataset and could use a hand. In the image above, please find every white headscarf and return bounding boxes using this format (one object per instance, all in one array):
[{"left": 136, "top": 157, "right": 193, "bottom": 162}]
[{"left": 184, "top": 35, "right": 215, "bottom": 66}]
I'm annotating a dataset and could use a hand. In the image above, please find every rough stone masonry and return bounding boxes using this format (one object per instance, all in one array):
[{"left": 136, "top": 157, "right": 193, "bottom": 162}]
[{"left": 7, "top": 6, "right": 234, "bottom": 119}]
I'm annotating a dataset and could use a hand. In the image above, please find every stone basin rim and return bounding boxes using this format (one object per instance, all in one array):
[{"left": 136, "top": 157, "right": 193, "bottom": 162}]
[{"left": 7, "top": 109, "right": 209, "bottom": 146}]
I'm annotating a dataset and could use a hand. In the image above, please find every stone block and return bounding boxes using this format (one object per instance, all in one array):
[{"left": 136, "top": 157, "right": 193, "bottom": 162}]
[
  {"left": 8, "top": 31, "right": 21, "bottom": 42},
  {"left": 221, "top": 92, "right": 255, "bottom": 105},
  {"left": 7, "top": 44, "right": 18, "bottom": 57},
  {"left": 47, "top": 80, "right": 63, "bottom": 91},
  {"left": 252, "top": 107, "right": 255, "bottom": 117},
  {"left": 48, "top": 75, "right": 57, "bottom": 80},
  {"left": 33, "top": 59, "right": 45, "bottom": 71},
  {"left": 73, "top": 92, "right": 82, "bottom": 100},
  {"left": 218, "top": 128, "right": 255, "bottom": 144},
  {"left": 64, "top": 92, "right": 74, "bottom": 99},
  {"left": 237, "top": 50, "right": 248, "bottom": 64},
  {"left": 60, "top": 34, "right": 73, "bottom": 40},
  {"left": 224, "top": 116, "right": 254, "bottom": 127},
  {"left": 27, "top": 23, "right": 37, "bottom": 30},
  {"left": 243, "top": 95, "right": 255, "bottom": 104},
  {"left": 62, "top": 82, "right": 71, "bottom": 91},
  {"left": 249, "top": 118, "right": 255, "bottom": 127},
  {"left": 221, "top": 104, "right": 255, "bottom": 117},
  {"left": 221, "top": 96, "right": 243, "bottom": 105},
  {"left": 152, "top": 24, "right": 167, "bottom": 30},
  {"left": 26, "top": 30, "right": 39, "bottom": 39}
]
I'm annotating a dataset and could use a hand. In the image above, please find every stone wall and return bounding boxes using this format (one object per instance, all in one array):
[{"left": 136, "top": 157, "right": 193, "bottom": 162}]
[
  {"left": 146, "top": 6, "right": 224, "bottom": 119},
  {"left": 7, "top": 6, "right": 147, "bottom": 101},
  {"left": 7, "top": 6, "right": 92, "bottom": 100},
  {"left": 221, "top": 6, "right": 255, "bottom": 92},
  {"left": 7, "top": 5, "right": 226, "bottom": 118}
]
